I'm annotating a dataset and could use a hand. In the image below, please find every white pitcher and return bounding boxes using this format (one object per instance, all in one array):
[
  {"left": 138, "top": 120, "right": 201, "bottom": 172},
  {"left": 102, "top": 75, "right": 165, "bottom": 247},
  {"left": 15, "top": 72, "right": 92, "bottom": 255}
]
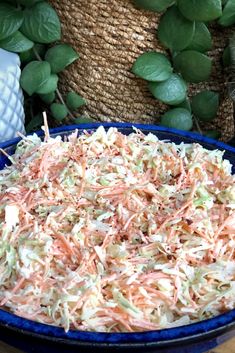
[{"left": 0, "top": 48, "right": 25, "bottom": 143}]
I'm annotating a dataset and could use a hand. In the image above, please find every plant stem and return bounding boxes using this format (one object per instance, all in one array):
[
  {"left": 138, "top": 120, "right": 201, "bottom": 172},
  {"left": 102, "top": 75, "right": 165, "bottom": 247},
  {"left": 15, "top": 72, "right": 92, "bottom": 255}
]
[
  {"left": 33, "top": 47, "right": 42, "bottom": 61},
  {"left": 33, "top": 47, "right": 76, "bottom": 120},
  {"left": 194, "top": 116, "right": 203, "bottom": 135},
  {"left": 55, "top": 89, "right": 75, "bottom": 120}
]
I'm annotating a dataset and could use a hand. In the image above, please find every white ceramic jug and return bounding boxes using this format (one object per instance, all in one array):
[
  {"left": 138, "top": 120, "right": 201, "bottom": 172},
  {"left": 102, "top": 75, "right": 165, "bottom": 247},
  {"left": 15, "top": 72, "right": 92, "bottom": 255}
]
[{"left": 0, "top": 48, "right": 25, "bottom": 143}]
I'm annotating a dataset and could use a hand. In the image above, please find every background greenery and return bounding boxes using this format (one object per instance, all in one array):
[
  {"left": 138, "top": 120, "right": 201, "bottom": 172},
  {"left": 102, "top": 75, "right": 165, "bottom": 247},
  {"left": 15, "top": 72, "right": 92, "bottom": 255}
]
[
  {"left": 132, "top": 0, "right": 235, "bottom": 139},
  {"left": 0, "top": 0, "right": 92, "bottom": 132}
]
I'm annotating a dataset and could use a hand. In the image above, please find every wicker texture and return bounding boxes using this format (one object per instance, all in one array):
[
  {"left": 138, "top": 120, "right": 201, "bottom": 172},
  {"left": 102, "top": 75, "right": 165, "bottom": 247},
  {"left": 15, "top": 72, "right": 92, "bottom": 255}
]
[{"left": 51, "top": 0, "right": 234, "bottom": 141}]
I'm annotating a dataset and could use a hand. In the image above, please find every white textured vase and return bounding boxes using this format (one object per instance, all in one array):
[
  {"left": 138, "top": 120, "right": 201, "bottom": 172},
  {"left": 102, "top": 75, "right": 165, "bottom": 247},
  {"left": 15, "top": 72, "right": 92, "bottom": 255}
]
[{"left": 0, "top": 49, "right": 25, "bottom": 143}]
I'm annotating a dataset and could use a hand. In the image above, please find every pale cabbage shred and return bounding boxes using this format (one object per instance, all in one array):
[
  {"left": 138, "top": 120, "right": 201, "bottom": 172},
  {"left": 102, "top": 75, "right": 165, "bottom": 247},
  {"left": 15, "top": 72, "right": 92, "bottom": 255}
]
[{"left": 0, "top": 126, "right": 234, "bottom": 332}]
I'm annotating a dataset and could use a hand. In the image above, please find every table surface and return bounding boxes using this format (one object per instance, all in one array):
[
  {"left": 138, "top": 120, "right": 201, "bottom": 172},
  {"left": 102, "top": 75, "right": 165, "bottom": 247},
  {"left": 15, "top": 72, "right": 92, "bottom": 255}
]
[{"left": 1, "top": 338, "right": 235, "bottom": 353}]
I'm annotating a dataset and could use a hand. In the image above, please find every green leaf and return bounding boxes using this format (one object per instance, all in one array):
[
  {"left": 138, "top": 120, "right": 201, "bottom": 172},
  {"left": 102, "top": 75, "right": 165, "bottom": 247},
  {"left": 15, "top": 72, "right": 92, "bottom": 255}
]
[
  {"left": 229, "top": 35, "right": 235, "bottom": 68},
  {"left": 148, "top": 74, "right": 187, "bottom": 105},
  {"left": 158, "top": 6, "right": 195, "bottom": 52},
  {"left": 21, "top": 2, "right": 61, "bottom": 44},
  {"left": 20, "top": 43, "right": 46, "bottom": 63},
  {"left": 175, "top": 97, "right": 191, "bottom": 112},
  {"left": 218, "top": 0, "right": 235, "bottom": 27},
  {"left": 178, "top": 0, "right": 222, "bottom": 22},
  {"left": 18, "top": 0, "right": 43, "bottom": 7},
  {"left": 228, "top": 82, "right": 235, "bottom": 102},
  {"left": 133, "top": 0, "right": 175, "bottom": 12},
  {"left": 26, "top": 113, "right": 43, "bottom": 133},
  {"left": 45, "top": 44, "right": 79, "bottom": 74},
  {"left": 173, "top": 50, "right": 212, "bottom": 83},
  {"left": 0, "top": 3, "right": 23, "bottom": 40},
  {"left": 39, "top": 92, "right": 55, "bottom": 104},
  {"left": 161, "top": 108, "right": 193, "bottom": 131},
  {"left": 20, "top": 49, "right": 33, "bottom": 63},
  {"left": 185, "top": 23, "right": 212, "bottom": 53},
  {"left": 132, "top": 51, "right": 172, "bottom": 82},
  {"left": 36, "top": 74, "right": 58, "bottom": 94},
  {"left": 66, "top": 92, "right": 86, "bottom": 110},
  {"left": 191, "top": 91, "right": 219, "bottom": 122},
  {"left": 20, "top": 60, "right": 51, "bottom": 96},
  {"left": 74, "top": 117, "right": 95, "bottom": 124},
  {"left": 204, "top": 130, "right": 221, "bottom": 139},
  {"left": 222, "top": 46, "right": 231, "bottom": 67},
  {"left": 50, "top": 103, "right": 68, "bottom": 121},
  {"left": 0, "top": 30, "right": 33, "bottom": 52}
]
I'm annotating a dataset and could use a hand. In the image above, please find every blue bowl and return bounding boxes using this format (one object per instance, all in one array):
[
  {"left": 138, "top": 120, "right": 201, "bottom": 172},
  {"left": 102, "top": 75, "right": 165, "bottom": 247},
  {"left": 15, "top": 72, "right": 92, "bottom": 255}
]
[{"left": 0, "top": 123, "right": 235, "bottom": 353}]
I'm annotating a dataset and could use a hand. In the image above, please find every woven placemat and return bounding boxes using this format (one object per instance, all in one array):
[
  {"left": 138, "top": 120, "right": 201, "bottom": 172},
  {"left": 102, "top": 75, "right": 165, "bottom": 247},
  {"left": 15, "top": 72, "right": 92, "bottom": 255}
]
[{"left": 50, "top": 0, "right": 234, "bottom": 141}]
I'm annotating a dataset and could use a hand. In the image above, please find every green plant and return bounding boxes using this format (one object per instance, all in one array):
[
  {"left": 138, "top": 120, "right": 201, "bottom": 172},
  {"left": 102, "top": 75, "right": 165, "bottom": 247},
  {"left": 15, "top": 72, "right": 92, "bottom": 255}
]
[
  {"left": 148, "top": 74, "right": 187, "bottom": 105},
  {"left": 191, "top": 91, "right": 220, "bottom": 122},
  {"left": 0, "top": 0, "right": 88, "bottom": 131},
  {"left": 132, "top": 0, "right": 235, "bottom": 138},
  {"left": 161, "top": 108, "right": 193, "bottom": 130},
  {"left": 226, "top": 34, "right": 235, "bottom": 103}
]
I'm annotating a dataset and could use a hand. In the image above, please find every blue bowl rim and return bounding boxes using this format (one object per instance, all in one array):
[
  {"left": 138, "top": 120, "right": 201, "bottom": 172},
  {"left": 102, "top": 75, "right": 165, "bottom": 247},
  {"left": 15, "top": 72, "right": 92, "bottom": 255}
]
[
  {"left": 0, "top": 122, "right": 235, "bottom": 344},
  {"left": 0, "top": 122, "right": 235, "bottom": 155}
]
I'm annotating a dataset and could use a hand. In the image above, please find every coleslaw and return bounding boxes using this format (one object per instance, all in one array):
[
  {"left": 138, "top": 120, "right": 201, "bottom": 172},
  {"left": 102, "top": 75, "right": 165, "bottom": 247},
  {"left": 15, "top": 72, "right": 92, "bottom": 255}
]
[{"left": 0, "top": 125, "right": 234, "bottom": 332}]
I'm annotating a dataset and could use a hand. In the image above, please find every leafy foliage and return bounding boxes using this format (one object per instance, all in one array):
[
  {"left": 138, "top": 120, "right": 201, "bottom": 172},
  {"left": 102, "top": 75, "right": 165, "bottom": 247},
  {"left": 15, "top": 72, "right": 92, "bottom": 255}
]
[
  {"left": 133, "top": 0, "right": 175, "bottom": 12},
  {"left": 0, "top": 0, "right": 87, "bottom": 131},
  {"left": 0, "top": 31, "right": 33, "bottom": 52},
  {"left": 175, "top": 98, "right": 191, "bottom": 112},
  {"left": 39, "top": 92, "right": 56, "bottom": 104},
  {"left": 0, "top": 3, "right": 23, "bottom": 40},
  {"left": 218, "top": 0, "right": 235, "bottom": 27},
  {"left": 20, "top": 2, "right": 61, "bottom": 44},
  {"left": 161, "top": 108, "right": 193, "bottom": 131},
  {"left": 158, "top": 6, "right": 195, "bottom": 52},
  {"left": 173, "top": 51, "right": 212, "bottom": 83},
  {"left": 45, "top": 44, "right": 79, "bottom": 74},
  {"left": 66, "top": 92, "right": 86, "bottom": 110},
  {"left": 132, "top": 0, "right": 234, "bottom": 139},
  {"left": 185, "top": 23, "right": 212, "bottom": 53},
  {"left": 132, "top": 51, "right": 172, "bottom": 82},
  {"left": 148, "top": 74, "right": 187, "bottom": 105},
  {"left": 35, "top": 74, "right": 59, "bottom": 95},
  {"left": 51, "top": 103, "right": 68, "bottom": 121},
  {"left": 191, "top": 91, "right": 220, "bottom": 122},
  {"left": 20, "top": 61, "right": 51, "bottom": 96},
  {"left": 177, "top": 0, "right": 222, "bottom": 22}
]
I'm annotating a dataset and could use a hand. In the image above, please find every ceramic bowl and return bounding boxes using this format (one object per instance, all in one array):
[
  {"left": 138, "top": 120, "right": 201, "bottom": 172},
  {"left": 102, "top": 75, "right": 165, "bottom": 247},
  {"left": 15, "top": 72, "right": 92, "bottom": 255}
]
[{"left": 0, "top": 123, "right": 235, "bottom": 353}]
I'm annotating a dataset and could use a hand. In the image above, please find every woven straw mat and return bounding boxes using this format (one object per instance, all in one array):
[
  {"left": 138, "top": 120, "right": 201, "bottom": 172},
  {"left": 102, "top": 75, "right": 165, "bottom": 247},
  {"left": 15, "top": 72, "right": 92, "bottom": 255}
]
[{"left": 51, "top": 0, "right": 234, "bottom": 141}]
